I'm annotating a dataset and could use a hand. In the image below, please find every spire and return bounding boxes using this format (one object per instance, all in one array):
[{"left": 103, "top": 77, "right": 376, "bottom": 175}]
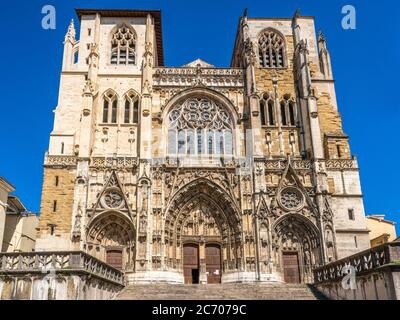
[
  {"left": 294, "top": 8, "right": 301, "bottom": 19},
  {"left": 318, "top": 31, "right": 327, "bottom": 50},
  {"left": 318, "top": 30, "right": 333, "bottom": 79},
  {"left": 65, "top": 19, "right": 76, "bottom": 43}
]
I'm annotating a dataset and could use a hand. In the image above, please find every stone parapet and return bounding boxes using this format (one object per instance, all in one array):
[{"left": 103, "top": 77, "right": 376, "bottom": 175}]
[
  {"left": 0, "top": 251, "right": 124, "bottom": 300},
  {"left": 313, "top": 242, "right": 400, "bottom": 300}
]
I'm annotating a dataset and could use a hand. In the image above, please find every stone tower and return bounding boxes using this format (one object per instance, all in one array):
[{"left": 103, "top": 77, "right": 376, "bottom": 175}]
[{"left": 36, "top": 9, "right": 370, "bottom": 284}]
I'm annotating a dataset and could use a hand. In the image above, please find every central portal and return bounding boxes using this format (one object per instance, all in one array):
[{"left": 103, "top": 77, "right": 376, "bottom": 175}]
[
  {"left": 164, "top": 179, "right": 243, "bottom": 284},
  {"left": 183, "top": 243, "right": 222, "bottom": 284}
]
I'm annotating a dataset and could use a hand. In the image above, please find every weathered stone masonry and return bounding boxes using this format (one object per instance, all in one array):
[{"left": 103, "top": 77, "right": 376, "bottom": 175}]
[{"left": 35, "top": 8, "right": 370, "bottom": 284}]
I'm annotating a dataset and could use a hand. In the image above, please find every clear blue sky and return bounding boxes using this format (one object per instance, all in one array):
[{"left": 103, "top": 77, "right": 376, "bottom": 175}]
[{"left": 0, "top": 0, "right": 399, "bottom": 234}]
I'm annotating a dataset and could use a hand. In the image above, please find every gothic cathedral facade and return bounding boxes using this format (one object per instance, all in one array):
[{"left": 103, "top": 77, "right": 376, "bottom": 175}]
[{"left": 36, "top": 9, "right": 370, "bottom": 284}]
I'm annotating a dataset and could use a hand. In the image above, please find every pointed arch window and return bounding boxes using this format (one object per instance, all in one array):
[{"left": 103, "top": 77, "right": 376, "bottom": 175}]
[
  {"left": 260, "top": 93, "right": 275, "bottom": 126},
  {"left": 280, "top": 96, "right": 297, "bottom": 127},
  {"left": 258, "top": 29, "right": 286, "bottom": 68},
  {"left": 168, "top": 97, "right": 234, "bottom": 157},
  {"left": 103, "top": 91, "right": 118, "bottom": 124},
  {"left": 123, "top": 91, "right": 140, "bottom": 124},
  {"left": 110, "top": 25, "right": 137, "bottom": 66}
]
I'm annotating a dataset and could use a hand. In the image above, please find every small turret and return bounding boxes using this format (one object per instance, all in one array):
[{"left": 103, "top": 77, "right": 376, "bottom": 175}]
[
  {"left": 64, "top": 19, "right": 76, "bottom": 43},
  {"left": 318, "top": 31, "right": 333, "bottom": 79},
  {"left": 62, "top": 20, "right": 77, "bottom": 71}
]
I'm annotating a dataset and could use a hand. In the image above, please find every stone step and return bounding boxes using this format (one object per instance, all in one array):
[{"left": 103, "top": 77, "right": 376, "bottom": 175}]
[{"left": 115, "top": 283, "right": 327, "bottom": 300}]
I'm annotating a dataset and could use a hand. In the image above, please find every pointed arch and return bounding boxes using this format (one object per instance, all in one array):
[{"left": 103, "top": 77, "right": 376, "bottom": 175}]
[
  {"left": 165, "top": 177, "right": 241, "bottom": 228},
  {"left": 259, "top": 92, "right": 275, "bottom": 126},
  {"left": 161, "top": 87, "right": 240, "bottom": 123},
  {"left": 85, "top": 170, "right": 136, "bottom": 271},
  {"left": 280, "top": 95, "right": 297, "bottom": 127},
  {"left": 86, "top": 211, "right": 136, "bottom": 271},
  {"left": 102, "top": 89, "right": 118, "bottom": 124},
  {"left": 162, "top": 88, "right": 239, "bottom": 158},
  {"left": 123, "top": 89, "right": 140, "bottom": 124},
  {"left": 258, "top": 28, "right": 287, "bottom": 68},
  {"left": 272, "top": 213, "right": 322, "bottom": 282},
  {"left": 110, "top": 23, "right": 137, "bottom": 65},
  {"left": 163, "top": 177, "right": 243, "bottom": 273}
]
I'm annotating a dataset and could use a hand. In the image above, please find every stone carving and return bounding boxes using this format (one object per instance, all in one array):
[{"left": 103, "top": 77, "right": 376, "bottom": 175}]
[
  {"left": 44, "top": 155, "right": 77, "bottom": 167},
  {"left": 153, "top": 67, "right": 244, "bottom": 88},
  {"left": 169, "top": 97, "right": 232, "bottom": 130},
  {"left": 279, "top": 187, "right": 304, "bottom": 211},
  {"left": 102, "top": 190, "right": 124, "bottom": 209},
  {"left": 325, "top": 159, "right": 356, "bottom": 170}
]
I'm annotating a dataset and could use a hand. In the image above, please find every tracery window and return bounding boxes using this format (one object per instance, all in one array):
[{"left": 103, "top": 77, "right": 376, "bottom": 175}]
[
  {"left": 110, "top": 25, "right": 137, "bottom": 65},
  {"left": 103, "top": 91, "right": 118, "bottom": 124},
  {"left": 280, "top": 96, "right": 296, "bottom": 126},
  {"left": 124, "top": 91, "right": 139, "bottom": 124},
  {"left": 258, "top": 29, "right": 286, "bottom": 68},
  {"left": 259, "top": 93, "right": 275, "bottom": 126},
  {"left": 168, "top": 97, "right": 234, "bottom": 157}
]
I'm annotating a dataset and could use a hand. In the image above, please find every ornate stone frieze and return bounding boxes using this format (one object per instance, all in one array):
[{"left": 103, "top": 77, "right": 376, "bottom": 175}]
[
  {"left": 90, "top": 157, "right": 138, "bottom": 169},
  {"left": 261, "top": 159, "right": 312, "bottom": 171},
  {"left": 153, "top": 67, "right": 245, "bottom": 88},
  {"left": 44, "top": 155, "right": 77, "bottom": 167},
  {"left": 325, "top": 159, "right": 357, "bottom": 170}
]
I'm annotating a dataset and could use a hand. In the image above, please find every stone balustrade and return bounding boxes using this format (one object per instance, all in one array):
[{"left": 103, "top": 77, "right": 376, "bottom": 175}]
[
  {"left": 0, "top": 251, "right": 125, "bottom": 300},
  {"left": 313, "top": 242, "right": 400, "bottom": 300}
]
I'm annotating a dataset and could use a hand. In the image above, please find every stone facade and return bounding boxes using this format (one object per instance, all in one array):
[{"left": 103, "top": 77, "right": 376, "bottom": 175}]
[{"left": 36, "top": 9, "right": 370, "bottom": 284}]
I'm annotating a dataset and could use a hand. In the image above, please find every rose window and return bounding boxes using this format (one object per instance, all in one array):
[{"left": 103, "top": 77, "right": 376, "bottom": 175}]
[
  {"left": 103, "top": 190, "right": 124, "bottom": 209},
  {"left": 279, "top": 188, "right": 303, "bottom": 210}
]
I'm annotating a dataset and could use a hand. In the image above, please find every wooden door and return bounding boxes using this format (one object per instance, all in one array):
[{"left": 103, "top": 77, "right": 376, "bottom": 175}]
[
  {"left": 106, "top": 249, "right": 123, "bottom": 270},
  {"left": 205, "top": 244, "right": 222, "bottom": 284},
  {"left": 282, "top": 252, "right": 300, "bottom": 283},
  {"left": 183, "top": 244, "right": 199, "bottom": 284}
]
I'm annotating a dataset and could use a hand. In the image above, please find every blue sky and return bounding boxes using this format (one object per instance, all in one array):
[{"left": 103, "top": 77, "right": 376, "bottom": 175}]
[{"left": 0, "top": 0, "right": 399, "bottom": 234}]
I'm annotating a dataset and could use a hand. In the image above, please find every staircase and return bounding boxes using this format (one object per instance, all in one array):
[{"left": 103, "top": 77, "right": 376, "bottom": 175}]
[{"left": 115, "top": 283, "right": 327, "bottom": 300}]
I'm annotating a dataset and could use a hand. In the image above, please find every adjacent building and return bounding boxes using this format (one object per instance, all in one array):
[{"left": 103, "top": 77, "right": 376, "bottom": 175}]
[
  {"left": 366, "top": 215, "right": 397, "bottom": 248},
  {"left": 0, "top": 177, "right": 15, "bottom": 250},
  {"left": 35, "top": 8, "right": 371, "bottom": 284},
  {"left": 0, "top": 177, "right": 39, "bottom": 253},
  {"left": 2, "top": 195, "right": 39, "bottom": 252}
]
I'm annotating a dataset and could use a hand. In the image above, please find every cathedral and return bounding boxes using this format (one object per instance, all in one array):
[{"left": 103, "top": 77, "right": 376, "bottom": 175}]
[{"left": 36, "top": 8, "right": 370, "bottom": 285}]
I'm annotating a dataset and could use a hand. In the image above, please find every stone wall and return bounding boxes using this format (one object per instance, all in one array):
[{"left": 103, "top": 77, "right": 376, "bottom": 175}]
[{"left": 36, "top": 167, "right": 76, "bottom": 250}]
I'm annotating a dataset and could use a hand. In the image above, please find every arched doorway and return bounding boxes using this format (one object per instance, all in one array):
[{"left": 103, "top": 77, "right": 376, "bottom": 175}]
[
  {"left": 165, "top": 178, "right": 242, "bottom": 284},
  {"left": 86, "top": 212, "right": 136, "bottom": 271},
  {"left": 272, "top": 214, "right": 321, "bottom": 283}
]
